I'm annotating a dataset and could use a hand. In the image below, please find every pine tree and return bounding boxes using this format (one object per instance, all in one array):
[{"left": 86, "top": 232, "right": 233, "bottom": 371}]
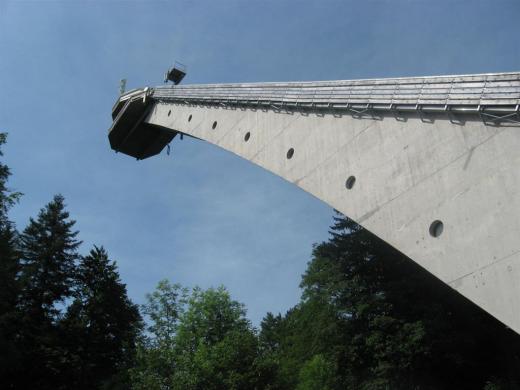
[
  {"left": 0, "top": 132, "right": 22, "bottom": 386},
  {"left": 17, "top": 194, "right": 81, "bottom": 388},
  {"left": 0, "top": 133, "right": 21, "bottom": 225},
  {"left": 296, "top": 213, "right": 520, "bottom": 389},
  {"left": 61, "top": 246, "right": 142, "bottom": 389},
  {"left": 19, "top": 194, "right": 81, "bottom": 320},
  {"left": 0, "top": 132, "right": 22, "bottom": 321}
]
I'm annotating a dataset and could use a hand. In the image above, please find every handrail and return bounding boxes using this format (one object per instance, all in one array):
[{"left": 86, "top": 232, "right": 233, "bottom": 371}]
[{"left": 120, "top": 72, "right": 520, "bottom": 124}]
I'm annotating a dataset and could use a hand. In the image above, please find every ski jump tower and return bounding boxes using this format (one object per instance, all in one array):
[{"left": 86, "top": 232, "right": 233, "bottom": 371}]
[{"left": 108, "top": 71, "right": 520, "bottom": 334}]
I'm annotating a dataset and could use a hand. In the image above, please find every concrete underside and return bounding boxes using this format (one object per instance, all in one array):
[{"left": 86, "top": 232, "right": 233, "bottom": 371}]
[{"left": 145, "top": 102, "right": 520, "bottom": 333}]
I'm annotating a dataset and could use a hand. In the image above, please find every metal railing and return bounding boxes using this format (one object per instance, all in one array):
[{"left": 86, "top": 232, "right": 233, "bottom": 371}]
[{"left": 146, "top": 72, "right": 520, "bottom": 125}]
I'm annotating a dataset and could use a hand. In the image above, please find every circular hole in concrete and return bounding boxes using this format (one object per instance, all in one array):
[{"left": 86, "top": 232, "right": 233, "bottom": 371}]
[
  {"left": 429, "top": 220, "right": 444, "bottom": 238},
  {"left": 345, "top": 176, "right": 356, "bottom": 190},
  {"left": 244, "top": 132, "right": 251, "bottom": 142},
  {"left": 188, "top": 114, "right": 192, "bottom": 122},
  {"left": 168, "top": 110, "right": 171, "bottom": 117},
  {"left": 212, "top": 121, "right": 218, "bottom": 130},
  {"left": 286, "top": 148, "right": 294, "bottom": 159}
]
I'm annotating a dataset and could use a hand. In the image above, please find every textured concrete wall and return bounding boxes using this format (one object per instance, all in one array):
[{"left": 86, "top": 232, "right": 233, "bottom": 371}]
[{"left": 145, "top": 102, "right": 520, "bottom": 333}]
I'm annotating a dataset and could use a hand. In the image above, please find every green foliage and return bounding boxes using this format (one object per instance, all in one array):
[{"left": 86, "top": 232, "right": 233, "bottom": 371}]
[
  {"left": 60, "top": 246, "right": 142, "bottom": 389},
  {"left": 296, "top": 354, "right": 335, "bottom": 390},
  {"left": 0, "top": 133, "right": 21, "bottom": 221},
  {"left": 0, "top": 133, "right": 21, "bottom": 319},
  {"left": 0, "top": 134, "right": 137, "bottom": 389},
  {"left": 1, "top": 130, "right": 519, "bottom": 389},
  {"left": 0, "top": 135, "right": 142, "bottom": 389},
  {"left": 142, "top": 279, "right": 188, "bottom": 347},
  {"left": 0, "top": 133, "right": 23, "bottom": 386},
  {"left": 172, "top": 286, "right": 259, "bottom": 390},
  {"left": 131, "top": 283, "right": 263, "bottom": 390},
  {"left": 271, "top": 214, "right": 520, "bottom": 389},
  {"left": 10, "top": 195, "right": 83, "bottom": 388},
  {"left": 131, "top": 211, "right": 520, "bottom": 390},
  {"left": 130, "top": 343, "right": 175, "bottom": 390},
  {"left": 256, "top": 290, "right": 344, "bottom": 389},
  {"left": 176, "top": 286, "right": 250, "bottom": 350},
  {"left": 173, "top": 328, "right": 259, "bottom": 390},
  {"left": 130, "top": 279, "right": 188, "bottom": 389},
  {"left": 19, "top": 194, "right": 81, "bottom": 320}
]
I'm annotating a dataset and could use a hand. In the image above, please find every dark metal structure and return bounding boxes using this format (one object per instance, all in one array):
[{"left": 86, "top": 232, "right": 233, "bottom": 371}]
[{"left": 164, "top": 62, "right": 187, "bottom": 85}]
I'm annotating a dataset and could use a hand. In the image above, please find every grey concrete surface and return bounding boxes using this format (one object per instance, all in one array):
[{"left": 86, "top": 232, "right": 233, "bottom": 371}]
[{"left": 143, "top": 102, "right": 520, "bottom": 334}]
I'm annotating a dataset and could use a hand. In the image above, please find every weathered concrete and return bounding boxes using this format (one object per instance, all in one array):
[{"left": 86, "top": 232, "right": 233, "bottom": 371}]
[{"left": 108, "top": 73, "right": 520, "bottom": 333}]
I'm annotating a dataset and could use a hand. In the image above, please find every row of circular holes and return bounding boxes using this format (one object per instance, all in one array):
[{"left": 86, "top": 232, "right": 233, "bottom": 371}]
[{"left": 184, "top": 111, "right": 444, "bottom": 238}]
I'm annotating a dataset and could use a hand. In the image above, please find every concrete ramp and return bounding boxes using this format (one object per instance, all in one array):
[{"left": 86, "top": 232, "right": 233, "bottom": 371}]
[{"left": 108, "top": 72, "right": 520, "bottom": 333}]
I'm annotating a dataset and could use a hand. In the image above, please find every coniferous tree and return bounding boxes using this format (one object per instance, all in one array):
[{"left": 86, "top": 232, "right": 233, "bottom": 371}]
[
  {"left": 0, "top": 133, "right": 21, "bottom": 313},
  {"left": 0, "top": 133, "right": 22, "bottom": 386},
  {"left": 250, "top": 214, "right": 520, "bottom": 389},
  {"left": 17, "top": 194, "right": 81, "bottom": 388},
  {"left": 19, "top": 194, "right": 81, "bottom": 320},
  {"left": 0, "top": 133, "right": 144, "bottom": 389},
  {"left": 273, "top": 214, "right": 520, "bottom": 389},
  {"left": 259, "top": 312, "right": 284, "bottom": 354},
  {"left": 61, "top": 246, "right": 142, "bottom": 389}
]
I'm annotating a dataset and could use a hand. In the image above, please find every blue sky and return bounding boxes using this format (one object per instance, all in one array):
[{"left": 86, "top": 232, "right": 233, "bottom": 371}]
[{"left": 1, "top": 0, "right": 519, "bottom": 326}]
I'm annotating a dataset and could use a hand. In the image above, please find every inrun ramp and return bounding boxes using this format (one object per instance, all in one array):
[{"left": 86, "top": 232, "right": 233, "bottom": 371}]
[{"left": 108, "top": 72, "right": 520, "bottom": 333}]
